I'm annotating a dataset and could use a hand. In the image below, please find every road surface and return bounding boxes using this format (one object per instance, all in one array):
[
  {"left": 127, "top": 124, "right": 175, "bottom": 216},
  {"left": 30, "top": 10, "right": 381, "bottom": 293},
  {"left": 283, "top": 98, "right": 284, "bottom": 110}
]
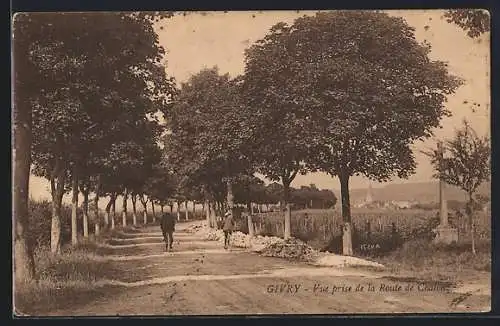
[{"left": 43, "top": 221, "right": 490, "bottom": 316}]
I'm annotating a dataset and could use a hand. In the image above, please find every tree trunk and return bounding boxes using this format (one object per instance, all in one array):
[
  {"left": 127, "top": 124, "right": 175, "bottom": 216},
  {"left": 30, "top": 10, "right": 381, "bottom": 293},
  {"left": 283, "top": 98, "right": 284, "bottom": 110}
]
[
  {"left": 93, "top": 175, "right": 101, "bottom": 236},
  {"left": 50, "top": 168, "right": 66, "bottom": 254},
  {"left": 141, "top": 197, "right": 148, "bottom": 224},
  {"left": 13, "top": 96, "right": 36, "bottom": 282},
  {"left": 185, "top": 200, "right": 189, "bottom": 221},
  {"left": 339, "top": 173, "right": 353, "bottom": 256},
  {"left": 82, "top": 189, "right": 89, "bottom": 238},
  {"left": 176, "top": 201, "right": 181, "bottom": 221},
  {"left": 251, "top": 202, "right": 255, "bottom": 215},
  {"left": 169, "top": 204, "right": 173, "bottom": 213},
  {"left": 131, "top": 194, "right": 137, "bottom": 226},
  {"left": 205, "top": 200, "right": 211, "bottom": 226},
  {"left": 105, "top": 197, "right": 113, "bottom": 229},
  {"left": 283, "top": 182, "right": 291, "bottom": 240},
  {"left": 151, "top": 201, "right": 156, "bottom": 223},
  {"left": 257, "top": 204, "right": 261, "bottom": 213},
  {"left": 122, "top": 189, "right": 128, "bottom": 227},
  {"left": 111, "top": 196, "right": 116, "bottom": 230},
  {"left": 247, "top": 202, "right": 255, "bottom": 237},
  {"left": 468, "top": 193, "right": 476, "bottom": 255},
  {"left": 192, "top": 201, "right": 196, "bottom": 218},
  {"left": 160, "top": 204, "right": 164, "bottom": 215},
  {"left": 227, "top": 179, "right": 234, "bottom": 213},
  {"left": 210, "top": 202, "right": 217, "bottom": 228},
  {"left": 71, "top": 169, "right": 78, "bottom": 245}
]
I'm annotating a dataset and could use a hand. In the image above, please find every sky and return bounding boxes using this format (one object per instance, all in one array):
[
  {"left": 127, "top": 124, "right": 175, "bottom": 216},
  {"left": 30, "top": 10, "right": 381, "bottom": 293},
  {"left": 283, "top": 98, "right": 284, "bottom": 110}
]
[{"left": 28, "top": 10, "right": 490, "bottom": 201}]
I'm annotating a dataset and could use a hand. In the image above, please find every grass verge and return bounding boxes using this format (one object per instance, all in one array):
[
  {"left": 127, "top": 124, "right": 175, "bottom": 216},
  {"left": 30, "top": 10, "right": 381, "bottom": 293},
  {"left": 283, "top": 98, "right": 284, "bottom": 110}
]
[
  {"left": 371, "top": 239, "right": 491, "bottom": 283},
  {"left": 13, "top": 239, "right": 117, "bottom": 315}
]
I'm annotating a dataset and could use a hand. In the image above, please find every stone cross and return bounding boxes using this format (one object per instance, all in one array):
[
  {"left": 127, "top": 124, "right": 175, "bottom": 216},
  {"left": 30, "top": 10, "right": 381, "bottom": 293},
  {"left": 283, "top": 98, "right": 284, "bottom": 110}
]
[{"left": 437, "top": 141, "right": 448, "bottom": 227}]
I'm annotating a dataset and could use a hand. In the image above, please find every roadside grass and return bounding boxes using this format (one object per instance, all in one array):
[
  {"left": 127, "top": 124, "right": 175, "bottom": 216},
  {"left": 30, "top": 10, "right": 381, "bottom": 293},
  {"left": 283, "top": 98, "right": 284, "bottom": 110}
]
[
  {"left": 371, "top": 239, "right": 491, "bottom": 283},
  {"left": 13, "top": 232, "right": 121, "bottom": 315}
]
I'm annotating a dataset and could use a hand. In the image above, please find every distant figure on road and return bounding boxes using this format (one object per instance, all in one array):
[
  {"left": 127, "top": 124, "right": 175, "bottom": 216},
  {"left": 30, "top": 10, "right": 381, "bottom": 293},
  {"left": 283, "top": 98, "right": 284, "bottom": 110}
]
[
  {"left": 222, "top": 210, "right": 234, "bottom": 250},
  {"left": 160, "top": 212, "right": 176, "bottom": 252}
]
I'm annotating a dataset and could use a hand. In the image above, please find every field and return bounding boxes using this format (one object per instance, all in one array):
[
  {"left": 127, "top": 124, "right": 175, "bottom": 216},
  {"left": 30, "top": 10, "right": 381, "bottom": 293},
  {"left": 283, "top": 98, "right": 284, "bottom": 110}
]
[
  {"left": 236, "top": 208, "right": 491, "bottom": 281},
  {"left": 247, "top": 208, "right": 491, "bottom": 244}
]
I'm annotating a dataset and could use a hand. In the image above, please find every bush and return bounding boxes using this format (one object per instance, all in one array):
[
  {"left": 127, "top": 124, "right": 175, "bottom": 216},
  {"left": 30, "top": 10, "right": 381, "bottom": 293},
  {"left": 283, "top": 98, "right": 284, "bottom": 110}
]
[
  {"left": 28, "top": 200, "right": 73, "bottom": 250},
  {"left": 27, "top": 199, "right": 108, "bottom": 250},
  {"left": 407, "top": 216, "right": 440, "bottom": 241}
]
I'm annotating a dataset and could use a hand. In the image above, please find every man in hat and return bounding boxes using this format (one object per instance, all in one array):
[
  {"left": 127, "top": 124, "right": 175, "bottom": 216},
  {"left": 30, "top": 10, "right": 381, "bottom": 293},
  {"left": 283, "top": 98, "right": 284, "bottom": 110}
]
[
  {"left": 222, "top": 210, "right": 234, "bottom": 249},
  {"left": 160, "top": 212, "right": 176, "bottom": 252}
]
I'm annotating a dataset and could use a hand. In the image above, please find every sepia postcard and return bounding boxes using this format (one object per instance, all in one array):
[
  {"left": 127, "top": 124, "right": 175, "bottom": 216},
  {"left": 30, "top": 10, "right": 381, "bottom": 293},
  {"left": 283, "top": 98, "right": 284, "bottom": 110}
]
[{"left": 12, "top": 10, "right": 491, "bottom": 316}]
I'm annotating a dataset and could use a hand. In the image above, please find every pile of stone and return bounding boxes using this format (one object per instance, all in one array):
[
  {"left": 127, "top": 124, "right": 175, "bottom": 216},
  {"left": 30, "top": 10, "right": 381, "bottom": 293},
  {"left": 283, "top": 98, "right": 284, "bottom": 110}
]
[
  {"left": 204, "top": 228, "right": 224, "bottom": 242},
  {"left": 227, "top": 231, "right": 256, "bottom": 248},
  {"left": 258, "top": 237, "right": 320, "bottom": 262},
  {"left": 248, "top": 234, "right": 283, "bottom": 251}
]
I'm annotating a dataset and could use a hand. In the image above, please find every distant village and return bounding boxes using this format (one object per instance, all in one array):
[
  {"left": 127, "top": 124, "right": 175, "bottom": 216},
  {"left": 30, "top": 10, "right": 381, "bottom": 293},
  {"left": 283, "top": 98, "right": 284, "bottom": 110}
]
[
  {"left": 352, "top": 184, "right": 416, "bottom": 209},
  {"left": 352, "top": 183, "right": 490, "bottom": 213}
]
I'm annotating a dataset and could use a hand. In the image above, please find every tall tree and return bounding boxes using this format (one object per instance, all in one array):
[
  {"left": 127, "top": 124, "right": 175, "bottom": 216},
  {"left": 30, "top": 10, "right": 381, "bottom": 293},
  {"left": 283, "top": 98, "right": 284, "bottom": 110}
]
[
  {"left": 244, "top": 11, "right": 462, "bottom": 250},
  {"left": 242, "top": 24, "right": 318, "bottom": 239},
  {"left": 12, "top": 13, "right": 38, "bottom": 282},
  {"left": 425, "top": 120, "right": 490, "bottom": 254},
  {"left": 299, "top": 11, "right": 462, "bottom": 255}
]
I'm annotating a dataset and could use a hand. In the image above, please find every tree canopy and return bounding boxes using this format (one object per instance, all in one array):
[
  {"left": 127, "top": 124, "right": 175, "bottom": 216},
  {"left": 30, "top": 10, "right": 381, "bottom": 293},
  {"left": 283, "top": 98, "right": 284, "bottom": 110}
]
[{"left": 444, "top": 9, "right": 490, "bottom": 38}]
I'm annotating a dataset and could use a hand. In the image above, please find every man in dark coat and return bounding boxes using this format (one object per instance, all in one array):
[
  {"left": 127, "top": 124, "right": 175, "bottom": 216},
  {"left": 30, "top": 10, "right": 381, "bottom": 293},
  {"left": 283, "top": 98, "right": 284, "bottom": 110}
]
[
  {"left": 222, "top": 210, "right": 234, "bottom": 249},
  {"left": 160, "top": 212, "right": 176, "bottom": 252}
]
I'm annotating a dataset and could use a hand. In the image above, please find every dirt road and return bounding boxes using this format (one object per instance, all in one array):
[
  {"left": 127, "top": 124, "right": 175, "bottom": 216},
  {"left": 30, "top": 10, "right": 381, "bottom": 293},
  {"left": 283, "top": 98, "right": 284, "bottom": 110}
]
[{"left": 46, "top": 221, "right": 490, "bottom": 316}]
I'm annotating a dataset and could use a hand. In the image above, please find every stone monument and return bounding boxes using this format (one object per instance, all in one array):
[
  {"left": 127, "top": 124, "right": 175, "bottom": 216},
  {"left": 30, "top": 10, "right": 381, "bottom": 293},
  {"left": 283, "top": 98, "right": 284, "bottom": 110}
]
[{"left": 433, "top": 141, "right": 458, "bottom": 244}]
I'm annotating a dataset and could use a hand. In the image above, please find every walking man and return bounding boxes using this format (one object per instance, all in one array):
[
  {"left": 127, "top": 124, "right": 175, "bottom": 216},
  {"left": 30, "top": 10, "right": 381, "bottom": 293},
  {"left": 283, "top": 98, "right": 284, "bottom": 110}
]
[
  {"left": 222, "top": 210, "right": 234, "bottom": 249},
  {"left": 160, "top": 212, "right": 176, "bottom": 252}
]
